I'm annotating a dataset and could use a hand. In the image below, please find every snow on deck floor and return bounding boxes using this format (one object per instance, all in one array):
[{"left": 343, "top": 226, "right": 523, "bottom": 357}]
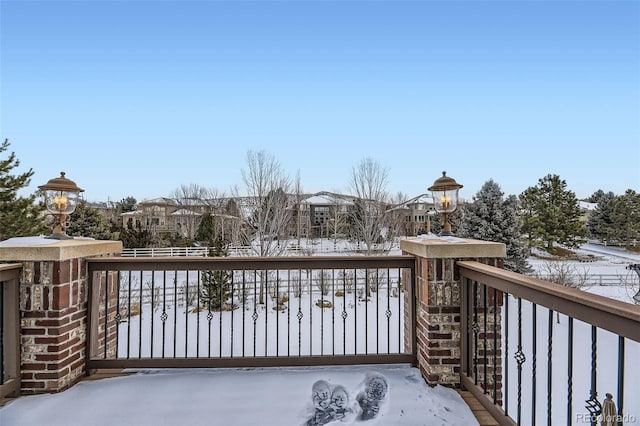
[{"left": 0, "top": 365, "right": 478, "bottom": 426}]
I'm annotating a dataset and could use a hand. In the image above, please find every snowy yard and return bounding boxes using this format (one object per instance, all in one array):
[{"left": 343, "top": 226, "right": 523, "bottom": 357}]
[{"left": 116, "top": 287, "right": 405, "bottom": 359}]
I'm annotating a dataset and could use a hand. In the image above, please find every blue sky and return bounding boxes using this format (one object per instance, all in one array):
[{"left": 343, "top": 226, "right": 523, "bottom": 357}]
[{"left": 1, "top": 0, "right": 638, "bottom": 203}]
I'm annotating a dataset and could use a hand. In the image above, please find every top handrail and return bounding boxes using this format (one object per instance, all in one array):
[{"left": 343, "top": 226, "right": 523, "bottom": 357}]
[
  {"left": 0, "top": 263, "right": 21, "bottom": 281},
  {"left": 458, "top": 260, "right": 640, "bottom": 342},
  {"left": 0, "top": 263, "right": 22, "bottom": 272},
  {"left": 87, "top": 255, "right": 416, "bottom": 272}
]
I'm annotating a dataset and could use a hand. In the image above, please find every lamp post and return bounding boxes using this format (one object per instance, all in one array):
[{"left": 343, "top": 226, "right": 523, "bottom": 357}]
[
  {"left": 428, "top": 171, "right": 463, "bottom": 237},
  {"left": 628, "top": 264, "right": 640, "bottom": 304},
  {"left": 38, "top": 172, "right": 84, "bottom": 239}
]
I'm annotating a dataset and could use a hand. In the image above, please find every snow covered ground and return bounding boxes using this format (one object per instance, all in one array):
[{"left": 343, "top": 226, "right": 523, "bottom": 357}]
[
  {"left": 529, "top": 242, "right": 640, "bottom": 304},
  {"left": 0, "top": 365, "right": 478, "bottom": 426}
]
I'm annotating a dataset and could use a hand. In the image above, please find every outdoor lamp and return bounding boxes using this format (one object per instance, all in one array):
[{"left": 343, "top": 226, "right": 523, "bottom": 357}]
[
  {"left": 428, "top": 171, "right": 463, "bottom": 237},
  {"left": 628, "top": 264, "right": 640, "bottom": 304},
  {"left": 38, "top": 172, "right": 84, "bottom": 239}
]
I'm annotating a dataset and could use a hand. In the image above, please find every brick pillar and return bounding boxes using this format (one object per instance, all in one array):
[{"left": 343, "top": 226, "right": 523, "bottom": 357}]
[
  {"left": 0, "top": 238, "right": 122, "bottom": 394},
  {"left": 401, "top": 237, "right": 505, "bottom": 389}
]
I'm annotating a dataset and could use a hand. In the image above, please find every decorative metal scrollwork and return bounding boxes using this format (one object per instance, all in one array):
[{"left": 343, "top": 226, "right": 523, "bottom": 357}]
[{"left": 585, "top": 394, "right": 602, "bottom": 417}]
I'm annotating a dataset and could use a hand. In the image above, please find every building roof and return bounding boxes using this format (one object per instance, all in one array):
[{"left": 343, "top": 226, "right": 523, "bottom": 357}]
[
  {"left": 171, "top": 209, "right": 202, "bottom": 216},
  {"left": 121, "top": 209, "right": 144, "bottom": 216},
  {"left": 301, "top": 192, "right": 355, "bottom": 206},
  {"left": 139, "top": 197, "right": 178, "bottom": 206}
]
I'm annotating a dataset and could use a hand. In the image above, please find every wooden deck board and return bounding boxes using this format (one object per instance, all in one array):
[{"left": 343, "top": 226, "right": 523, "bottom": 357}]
[{"left": 458, "top": 390, "right": 500, "bottom": 426}]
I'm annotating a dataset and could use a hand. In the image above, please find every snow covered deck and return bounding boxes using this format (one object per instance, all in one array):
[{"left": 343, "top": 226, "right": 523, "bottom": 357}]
[{"left": 1, "top": 365, "right": 484, "bottom": 426}]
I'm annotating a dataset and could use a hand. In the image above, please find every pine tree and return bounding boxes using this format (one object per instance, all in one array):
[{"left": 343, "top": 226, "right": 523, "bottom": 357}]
[
  {"left": 609, "top": 190, "right": 640, "bottom": 248},
  {"left": 518, "top": 186, "right": 543, "bottom": 253},
  {"left": 67, "top": 201, "right": 117, "bottom": 240},
  {"left": 587, "top": 190, "right": 616, "bottom": 242},
  {"left": 586, "top": 189, "right": 607, "bottom": 203},
  {"left": 0, "top": 139, "right": 47, "bottom": 240},
  {"left": 201, "top": 236, "right": 233, "bottom": 310},
  {"left": 458, "top": 179, "right": 531, "bottom": 273},
  {"left": 519, "top": 174, "right": 587, "bottom": 251},
  {"left": 117, "top": 196, "right": 137, "bottom": 213},
  {"left": 196, "top": 211, "right": 215, "bottom": 245},
  {"left": 119, "top": 218, "right": 153, "bottom": 248}
]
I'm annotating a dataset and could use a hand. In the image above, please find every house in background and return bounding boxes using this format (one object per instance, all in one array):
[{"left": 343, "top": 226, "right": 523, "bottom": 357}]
[
  {"left": 296, "top": 192, "right": 354, "bottom": 239},
  {"left": 387, "top": 194, "right": 437, "bottom": 236},
  {"left": 120, "top": 197, "right": 180, "bottom": 235},
  {"left": 116, "top": 192, "right": 437, "bottom": 244},
  {"left": 85, "top": 200, "right": 119, "bottom": 223},
  {"left": 407, "top": 199, "right": 437, "bottom": 235}
]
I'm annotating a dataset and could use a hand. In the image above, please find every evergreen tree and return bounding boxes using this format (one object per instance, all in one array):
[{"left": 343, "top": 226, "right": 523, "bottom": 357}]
[
  {"left": 119, "top": 218, "right": 153, "bottom": 248},
  {"left": 201, "top": 236, "right": 233, "bottom": 310},
  {"left": 117, "top": 196, "right": 137, "bottom": 213},
  {"left": 609, "top": 190, "right": 640, "bottom": 248},
  {"left": 518, "top": 186, "right": 543, "bottom": 253},
  {"left": 586, "top": 189, "right": 607, "bottom": 203},
  {"left": 458, "top": 180, "right": 531, "bottom": 273},
  {"left": 0, "top": 139, "right": 47, "bottom": 240},
  {"left": 587, "top": 190, "right": 616, "bottom": 242},
  {"left": 519, "top": 174, "right": 587, "bottom": 250},
  {"left": 67, "top": 201, "right": 117, "bottom": 240},
  {"left": 196, "top": 211, "right": 217, "bottom": 246}
]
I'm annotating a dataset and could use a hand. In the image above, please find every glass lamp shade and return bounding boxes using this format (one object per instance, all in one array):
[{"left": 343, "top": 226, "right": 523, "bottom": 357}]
[
  {"left": 44, "top": 189, "right": 80, "bottom": 215},
  {"left": 428, "top": 171, "right": 463, "bottom": 213},
  {"left": 431, "top": 189, "right": 459, "bottom": 213}
]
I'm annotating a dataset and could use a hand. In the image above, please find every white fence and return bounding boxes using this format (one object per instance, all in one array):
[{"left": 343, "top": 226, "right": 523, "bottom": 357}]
[{"left": 121, "top": 247, "right": 210, "bottom": 257}]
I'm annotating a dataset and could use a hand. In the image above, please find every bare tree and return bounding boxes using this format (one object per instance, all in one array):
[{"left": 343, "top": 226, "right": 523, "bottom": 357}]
[
  {"left": 217, "top": 198, "right": 247, "bottom": 245},
  {"left": 240, "top": 150, "right": 292, "bottom": 303},
  {"left": 170, "top": 184, "right": 223, "bottom": 239},
  {"left": 534, "top": 261, "right": 592, "bottom": 322},
  {"left": 348, "top": 158, "right": 391, "bottom": 255},
  {"left": 387, "top": 191, "right": 410, "bottom": 238},
  {"left": 535, "top": 261, "right": 592, "bottom": 290},
  {"left": 326, "top": 194, "right": 350, "bottom": 244},
  {"left": 294, "top": 170, "right": 304, "bottom": 247}
]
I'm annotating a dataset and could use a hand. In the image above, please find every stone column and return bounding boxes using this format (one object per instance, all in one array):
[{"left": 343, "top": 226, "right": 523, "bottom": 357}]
[
  {"left": 401, "top": 237, "right": 505, "bottom": 389},
  {"left": 0, "top": 238, "right": 121, "bottom": 394}
]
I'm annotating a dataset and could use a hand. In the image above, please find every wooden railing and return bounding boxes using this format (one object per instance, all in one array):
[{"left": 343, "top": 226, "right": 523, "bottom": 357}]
[
  {"left": 86, "top": 256, "right": 416, "bottom": 370},
  {"left": 0, "top": 263, "right": 21, "bottom": 401},
  {"left": 459, "top": 261, "right": 640, "bottom": 426}
]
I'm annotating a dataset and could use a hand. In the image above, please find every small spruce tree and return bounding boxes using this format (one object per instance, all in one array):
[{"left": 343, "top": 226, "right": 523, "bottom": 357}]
[
  {"left": 196, "top": 211, "right": 217, "bottom": 246},
  {"left": 201, "top": 236, "right": 233, "bottom": 310},
  {"left": 0, "top": 139, "right": 47, "bottom": 240}
]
